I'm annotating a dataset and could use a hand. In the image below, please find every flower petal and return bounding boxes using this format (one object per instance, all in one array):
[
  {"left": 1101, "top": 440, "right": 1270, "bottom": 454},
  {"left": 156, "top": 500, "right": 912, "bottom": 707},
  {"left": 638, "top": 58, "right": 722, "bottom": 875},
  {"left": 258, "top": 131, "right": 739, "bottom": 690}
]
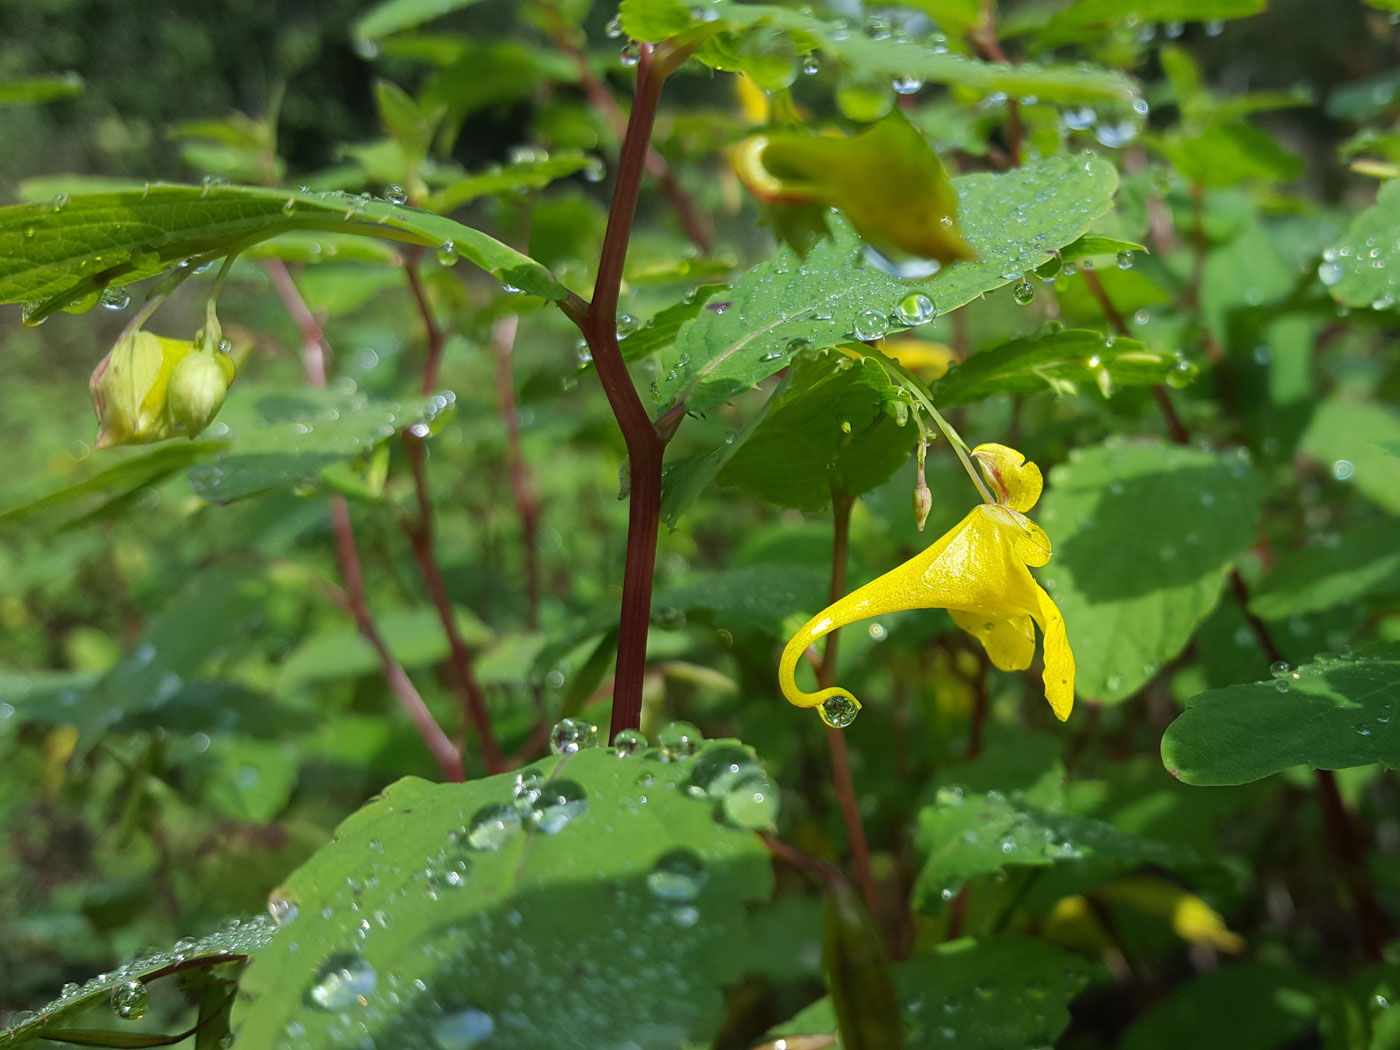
[
  {"left": 950, "top": 609, "right": 1036, "bottom": 671},
  {"left": 972, "top": 443, "right": 1044, "bottom": 512},
  {"left": 1032, "top": 581, "right": 1075, "bottom": 721}
]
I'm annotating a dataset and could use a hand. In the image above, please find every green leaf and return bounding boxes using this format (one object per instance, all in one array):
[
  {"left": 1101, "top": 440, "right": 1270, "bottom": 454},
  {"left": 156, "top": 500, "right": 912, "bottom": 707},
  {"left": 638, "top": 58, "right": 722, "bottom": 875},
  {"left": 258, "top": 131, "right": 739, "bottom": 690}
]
[
  {"left": 659, "top": 154, "right": 1119, "bottom": 415},
  {"left": 1039, "top": 0, "right": 1265, "bottom": 47},
  {"left": 0, "top": 441, "right": 224, "bottom": 528},
  {"left": 1036, "top": 441, "right": 1264, "bottom": 702},
  {"left": 621, "top": 1, "right": 1138, "bottom": 104},
  {"left": 185, "top": 387, "right": 450, "bottom": 502},
  {"left": 1301, "top": 398, "right": 1400, "bottom": 515},
  {"left": 1249, "top": 520, "right": 1400, "bottom": 619},
  {"left": 278, "top": 606, "right": 492, "bottom": 690},
  {"left": 231, "top": 746, "right": 774, "bottom": 1049},
  {"left": 1319, "top": 179, "right": 1400, "bottom": 311},
  {"left": 1157, "top": 122, "right": 1304, "bottom": 187},
  {"left": 1161, "top": 643, "right": 1400, "bottom": 786},
  {"left": 352, "top": 0, "right": 489, "bottom": 43},
  {"left": 0, "top": 916, "right": 273, "bottom": 1048},
  {"left": 0, "top": 72, "right": 83, "bottom": 107},
  {"left": 928, "top": 328, "right": 1192, "bottom": 405},
  {"left": 421, "top": 151, "right": 594, "bottom": 213},
  {"left": 0, "top": 184, "right": 565, "bottom": 320},
  {"left": 770, "top": 936, "right": 1092, "bottom": 1050},
  {"left": 1118, "top": 963, "right": 1316, "bottom": 1050},
  {"left": 652, "top": 564, "right": 830, "bottom": 635},
  {"left": 719, "top": 355, "right": 913, "bottom": 509},
  {"left": 912, "top": 788, "right": 1195, "bottom": 910}
]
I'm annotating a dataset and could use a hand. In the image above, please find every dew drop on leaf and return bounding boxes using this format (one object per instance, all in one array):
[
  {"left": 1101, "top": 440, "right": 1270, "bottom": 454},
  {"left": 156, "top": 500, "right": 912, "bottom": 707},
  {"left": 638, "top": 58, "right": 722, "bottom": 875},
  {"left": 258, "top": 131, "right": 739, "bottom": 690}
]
[
  {"left": 463, "top": 803, "right": 523, "bottom": 850},
  {"left": 529, "top": 778, "right": 588, "bottom": 833},
  {"left": 308, "top": 953, "right": 375, "bottom": 1009},
  {"left": 110, "top": 979, "right": 149, "bottom": 1020},
  {"left": 657, "top": 721, "right": 704, "bottom": 760},
  {"left": 647, "top": 848, "right": 708, "bottom": 902},
  {"left": 613, "top": 728, "right": 648, "bottom": 756}
]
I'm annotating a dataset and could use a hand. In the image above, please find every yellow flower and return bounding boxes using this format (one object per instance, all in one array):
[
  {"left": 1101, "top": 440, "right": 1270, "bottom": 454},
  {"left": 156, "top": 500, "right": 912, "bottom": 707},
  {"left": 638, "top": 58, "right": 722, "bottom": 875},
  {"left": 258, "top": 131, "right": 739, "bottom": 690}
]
[{"left": 778, "top": 443, "right": 1074, "bottom": 726}]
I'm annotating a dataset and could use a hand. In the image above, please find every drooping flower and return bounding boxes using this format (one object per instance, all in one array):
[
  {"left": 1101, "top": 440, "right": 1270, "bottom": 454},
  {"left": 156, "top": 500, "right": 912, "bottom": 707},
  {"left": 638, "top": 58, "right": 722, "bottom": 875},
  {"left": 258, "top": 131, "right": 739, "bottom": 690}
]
[{"left": 778, "top": 443, "right": 1074, "bottom": 726}]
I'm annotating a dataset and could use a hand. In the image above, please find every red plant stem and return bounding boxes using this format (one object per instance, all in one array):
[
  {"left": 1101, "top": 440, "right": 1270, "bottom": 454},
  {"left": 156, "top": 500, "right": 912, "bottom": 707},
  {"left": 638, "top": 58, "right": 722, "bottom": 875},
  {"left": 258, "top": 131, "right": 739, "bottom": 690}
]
[
  {"left": 1087, "top": 264, "right": 1391, "bottom": 959},
  {"left": 821, "top": 491, "right": 882, "bottom": 925},
  {"left": 544, "top": 9, "right": 712, "bottom": 253},
  {"left": 399, "top": 259, "right": 507, "bottom": 770},
  {"left": 263, "top": 258, "right": 326, "bottom": 386},
  {"left": 972, "top": 8, "right": 1022, "bottom": 165},
  {"left": 405, "top": 255, "right": 446, "bottom": 395},
  {"left": 490, "top": 313, "right": 542, "bottom": 630},
  {"left": 331, "top": 498, "right": 465, "bottom": 782},
  {"left": 560, "top": 43, "right": 680, "bottom": 742},
  {"left": 402, "top": 433, "right": 506, "bottom": 773},
  {"left": 266, "top": 257, "right": 463, "bottom": 782}
]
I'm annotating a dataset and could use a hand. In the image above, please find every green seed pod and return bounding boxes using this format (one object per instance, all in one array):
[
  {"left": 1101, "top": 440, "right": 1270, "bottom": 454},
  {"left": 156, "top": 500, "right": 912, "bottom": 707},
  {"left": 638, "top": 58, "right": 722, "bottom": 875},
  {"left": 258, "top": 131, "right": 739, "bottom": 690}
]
[{"left": 167, "top": 348, "right": 235, "bottom": 437}]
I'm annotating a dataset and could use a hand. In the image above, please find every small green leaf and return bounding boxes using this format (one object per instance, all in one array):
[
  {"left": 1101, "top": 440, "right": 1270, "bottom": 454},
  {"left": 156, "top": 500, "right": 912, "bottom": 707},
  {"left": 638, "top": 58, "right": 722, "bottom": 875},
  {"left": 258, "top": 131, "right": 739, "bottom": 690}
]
[
  {"left": 659, "top": 154, "right": 1119, "bottom": 415},
  {"left": 0, "top": 72, "right": 83, "bottom": 107},
  {"left": 421, "top": 151, "right": 594, "bottom": 213},
  {"left": 719, "top": 355, "right": 912, "bottom": 509},
  {"left": 352, "top": 0, "right": 490, "bottom": 43},
  {"left": 929, "top": 328, "right": 1191, "bottom": 405},
  {"left": 1036, "top": 441, "right": 1264, "bottom": 702},
  {"left": 231, "top": 747, "right": 774, "bottom": 1049},
  {"left": 1157, "top": 121, "right": 1304, "bottom": 187},
  {"left": 1318, "top": 179, "right": 1400, "bottom": 311},
  {"left": 1249, "top": 520, "right": 1400, "bottom": 619},
  {"left": 771, "top": 936, "right": 1092, "bottom": 1050},
  {"left": 1162, "top": 643, "right": 1400, "bottom": 786},
  {"left": 1301, "top": 398, "right": 1400, "bottom": 514},
  {"left": 913, "top": 789, "right": 1194, "bottom": 910}
]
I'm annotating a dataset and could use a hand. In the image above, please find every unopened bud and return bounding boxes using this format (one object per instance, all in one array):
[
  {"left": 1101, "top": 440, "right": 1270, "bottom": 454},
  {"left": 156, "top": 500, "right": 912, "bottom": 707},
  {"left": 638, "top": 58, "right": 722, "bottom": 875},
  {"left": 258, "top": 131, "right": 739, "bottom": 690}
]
[
  {"left": 91, "top": 331, "right": 190, "bottom": 448},
  {"left": 167, "top": 348, "right": 235, "bottom": 437},
  {"left": 913, "top": 483, "right": 933, "bottom": 531}
]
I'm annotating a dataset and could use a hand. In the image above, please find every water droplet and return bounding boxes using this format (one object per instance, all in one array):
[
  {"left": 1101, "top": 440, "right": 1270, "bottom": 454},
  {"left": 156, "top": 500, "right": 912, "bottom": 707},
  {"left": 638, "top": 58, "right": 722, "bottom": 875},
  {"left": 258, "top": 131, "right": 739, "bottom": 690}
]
[
  {"left": 1116, "top": 250, "right": 1135, "bottom": 270},
  {"left": 111, "top": 980, "right": 149, "bottom": 1020},
  {"left": 437, "top": 241, "right": 459, "bottom": 266},
  {"left": 1318, "top": 259, "right": 1344, "bottom": 286},
  {"left": 892, "top": 75, "right": 923, "bottom": 94},
  {"left": 1270, "top": 661, "right": 1292, "bottom": 678},
  {"left": 895, "top": 292, "right": 936, "bottom": 326},
  {"left": 431, "top": 1007, "right": 495, "bottom": 1049},
  {"left": 1275, "top": 678, "right": 1292, "bottom": 693},
  {"left": 464, "top": 803, "right": 524, "bottom": 850},
  {"left": 613, "top": 728, "right": 648, "bottom": 755},
  {"left": 819, "top": 694, "right": 859, "bottom": 728},
  {"left": 620, "top": 41, "right": 641, "bottom": 66},
  {"left": 549, "top": 717, "right": 599, "bottom": 755},
  {"left": 647, "top": 848, "right": 708, "bottom": 901},
  {"left": 723, "top": 772, "right": 779, "bottom": 828},
  {"left": 853, "top": 308, "right": 889, "bottom": 341},
  {"left": 385, "top": 183, "right": 408, "bottom": 205},
  {"left": 615, "top": 312, "right": 640, "bottom": 337},
  {"left": 657, "top": 721, "right": 703, "bottom": 760},
  {"left": 605, "top": 18, "right": 624, "bottom": 38},
  {"left": 1332, "top": 459, "right": 1355, "bottom": 481},
  {"left": 530, "top": 778, "right": 588, "bottom": 833},
  {"left": 268, "top": 891, "right": 298, "bottom": 925},
  {"left": 1359, "top": 723, "right": 1373, "bottom": 737},
  {"left": 99, "top": 287, "right": 130, "bottom": 311},
  {"left": 1012, "top": 281, "right": 1034, "bottom": 305},
  {"left": 802, "top": 53, "right": 821, "bottom": 75},
  {"left": 1063, "top": 106, "right": 1096, "bottom": 130},
  {"left": 686, "top": 745, "right": 761, "bottom": 798},
  {"left": 1205, "top": 18, "right": 1225, "bottom": 35},
  {"left": 309, "top": 953, "right": 375, "bottom": 1009}
]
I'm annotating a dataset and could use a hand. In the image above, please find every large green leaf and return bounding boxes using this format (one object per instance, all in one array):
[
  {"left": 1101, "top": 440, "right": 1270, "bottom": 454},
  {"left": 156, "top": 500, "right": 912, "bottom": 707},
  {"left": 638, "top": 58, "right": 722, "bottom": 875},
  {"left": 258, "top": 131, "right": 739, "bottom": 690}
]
[
  {"left": 621, "top": 0, "right": 1137, "bottom": 103},
  {"left": 1319, "top": 178, "right": 1400, "bottom": 311},
  {"left": 0, "top": 184, "right": 565, "bottom": 320},
  {"left": 929, "top": 327, "right": 1194, "bottom": 406},
  {"left": 232, "top": 743, "right": 774, "bottom": 1049},
  {"left": 657, "top": 155, "right": 1119, "bottom": 416},
  {"left": 0, "top": 916, "right": 274, "bottom": 1049},
  {"left": 1301, "top": 399, "right": 1400, "bottom": 515},
  {"left": 1036, "top": 441, "right": 1264, "bottom": 702},
  {"left": 186, "top": 386, "right": 449, "bottom": 502},
  {"left": 1161, "top": 643, "right": 1400, "bottom": 786},
  {"left": 719, "top": 355, "right": 913, "bottom": 509},
  {"left": 770, "top": 937, "right": 1092, "bottom": 1050},
  {"left": 1249, "top": 519, "right": 1400, "bottom": 619},
  {"left": 912, "top": 788, "right": 1194, "bottom": 911}
]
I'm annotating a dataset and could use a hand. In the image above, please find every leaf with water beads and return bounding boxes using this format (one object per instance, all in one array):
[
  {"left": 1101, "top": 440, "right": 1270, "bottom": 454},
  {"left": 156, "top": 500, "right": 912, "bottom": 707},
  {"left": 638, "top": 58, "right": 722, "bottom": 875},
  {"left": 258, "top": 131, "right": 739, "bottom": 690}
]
[
  {"left": 656, "top": 153, "right": 1119, "bottom": 416},
  {"left": 1162, "top": 642, "right": 1400, "bottom": 786},
  {"left": 232, "top": 744, "right": 774, "bottom": 1050}
]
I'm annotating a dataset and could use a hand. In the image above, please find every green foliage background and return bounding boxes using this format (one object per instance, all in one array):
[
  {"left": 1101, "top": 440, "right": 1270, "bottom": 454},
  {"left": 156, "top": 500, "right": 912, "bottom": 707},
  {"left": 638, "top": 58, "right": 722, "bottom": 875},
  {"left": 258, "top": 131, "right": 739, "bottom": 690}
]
[{"left": 1, "top": 0, "right": 1398, "bottom": 1047}]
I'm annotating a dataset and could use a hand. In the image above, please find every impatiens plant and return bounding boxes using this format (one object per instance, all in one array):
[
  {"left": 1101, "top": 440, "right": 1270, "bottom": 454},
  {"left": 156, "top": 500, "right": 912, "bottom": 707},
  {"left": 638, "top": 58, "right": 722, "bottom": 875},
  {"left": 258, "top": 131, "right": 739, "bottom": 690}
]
[{"left": 0, "top": 0, "right": 1398, "bottom": 1047}]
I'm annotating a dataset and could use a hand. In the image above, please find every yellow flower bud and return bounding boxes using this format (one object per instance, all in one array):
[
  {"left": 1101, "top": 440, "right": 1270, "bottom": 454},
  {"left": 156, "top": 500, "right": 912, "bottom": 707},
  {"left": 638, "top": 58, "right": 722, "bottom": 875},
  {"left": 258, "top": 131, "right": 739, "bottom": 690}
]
[
  {"left": 90, "top": 331, "right": 193, "bottom": 449},
  {"left": 167, "top": 348, "right": 236, "bottom": 437}
]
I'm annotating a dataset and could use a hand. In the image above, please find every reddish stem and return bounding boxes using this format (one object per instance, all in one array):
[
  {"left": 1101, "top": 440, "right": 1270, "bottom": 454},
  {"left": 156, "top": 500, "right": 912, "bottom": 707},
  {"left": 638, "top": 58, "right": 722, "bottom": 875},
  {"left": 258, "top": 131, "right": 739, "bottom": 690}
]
[
  {"left": 490, "top": 314, "right": 542, "bottom": 630},
  {"left": 405, "top": 256, "right": 446, "bottom": 395},
  {"left": 263, "top": 258, "right": 327, "bottom": 385},
  {"left": 821, "top": 491, "right": 882, "bottom": 926}
]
